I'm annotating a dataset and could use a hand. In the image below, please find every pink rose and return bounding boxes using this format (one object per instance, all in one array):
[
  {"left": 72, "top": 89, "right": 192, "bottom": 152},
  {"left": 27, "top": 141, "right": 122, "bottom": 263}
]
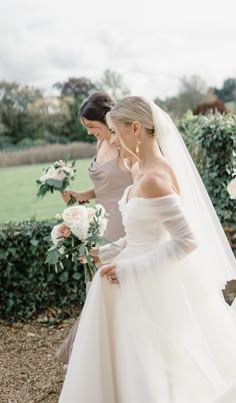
[
  {"left": 59, "top": 160, "right": 66, "bottom": 167},
  {"left": 58, "top": 224, "right": 71, "bottom": 238}
]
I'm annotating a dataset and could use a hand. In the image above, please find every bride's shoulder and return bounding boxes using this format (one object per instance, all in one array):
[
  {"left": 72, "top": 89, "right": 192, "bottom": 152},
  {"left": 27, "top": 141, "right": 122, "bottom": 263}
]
[{"left": 139, "top": 173, "right": 178, "bottom": 199}]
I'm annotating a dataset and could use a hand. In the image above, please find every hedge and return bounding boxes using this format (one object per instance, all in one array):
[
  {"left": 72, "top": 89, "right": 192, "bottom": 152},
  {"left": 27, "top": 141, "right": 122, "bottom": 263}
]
[
  {"left": 178, "top": 111, "right": 236, "bottom": 255},
  {"left": 0, "top": 220, "right": 86, "bottom": 322},
  {"left": 0, "top": 112, "right": 235, "bottom": 322}
]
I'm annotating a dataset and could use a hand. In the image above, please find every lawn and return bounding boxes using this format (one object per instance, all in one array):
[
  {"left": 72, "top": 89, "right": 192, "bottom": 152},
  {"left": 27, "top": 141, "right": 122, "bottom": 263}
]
[{"left": 0, "top": 159, "right": 93, "bottom": 222}]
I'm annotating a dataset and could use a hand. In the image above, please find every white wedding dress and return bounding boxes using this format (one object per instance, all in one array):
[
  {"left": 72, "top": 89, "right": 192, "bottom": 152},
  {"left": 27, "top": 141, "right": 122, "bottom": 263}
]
[{"left": 59, "top": 185, "right": 236, "bottom": 403}]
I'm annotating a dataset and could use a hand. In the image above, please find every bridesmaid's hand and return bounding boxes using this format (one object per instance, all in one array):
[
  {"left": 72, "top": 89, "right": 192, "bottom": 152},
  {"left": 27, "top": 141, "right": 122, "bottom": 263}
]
[
  {"left": 61, "top": 190, "right": 89, "bottom": 204},
  {"left": 100, "top": 263, "right": 119, "bottom": 285}
]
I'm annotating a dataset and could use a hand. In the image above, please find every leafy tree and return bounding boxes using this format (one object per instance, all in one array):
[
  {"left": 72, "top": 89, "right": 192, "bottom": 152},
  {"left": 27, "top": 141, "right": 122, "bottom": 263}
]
[
  {"left": 215, "top": 78, "right": 236, "bottom": 103},
  {"left": 96, "top": 69, "right": 130, "bottom": 100},
  {"left": 60, "top": 95, "right": 93, "bottom": 143},
  {"left": 154, "top": 75, "right": 208, "bottom": 118},
  {"left": 54, "top": 77, "right": 96, "bottom": 98},
  {"left": 0, "top": 81, "right": 43, "bottom": 147},
  {"left": 54, "top": 77, "right": 99, "bottom": 143}
]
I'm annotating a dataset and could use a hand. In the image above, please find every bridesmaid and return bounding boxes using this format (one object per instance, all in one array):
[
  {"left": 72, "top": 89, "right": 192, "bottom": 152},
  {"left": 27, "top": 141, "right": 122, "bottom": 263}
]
[{"left": 55, "top": 91, "right": 132, "bottom": 366}]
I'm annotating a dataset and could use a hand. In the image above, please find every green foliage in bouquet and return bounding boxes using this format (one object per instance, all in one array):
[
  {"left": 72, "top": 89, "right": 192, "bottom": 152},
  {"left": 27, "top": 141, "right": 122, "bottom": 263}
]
[{"left": 46, "top": 204, "right": 108, "bottom": 283}]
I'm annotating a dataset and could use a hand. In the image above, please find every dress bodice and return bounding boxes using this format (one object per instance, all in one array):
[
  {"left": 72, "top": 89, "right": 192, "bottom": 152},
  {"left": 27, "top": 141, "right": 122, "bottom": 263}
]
[
  {"left": 118, "top": 185, "right": 181, "bottom": 249},
  {"left": 88, "top": 156, "right": 132, "bottom": 241},
  {"left": 88, "top": 156, "right": 131, "bottom": 200}
]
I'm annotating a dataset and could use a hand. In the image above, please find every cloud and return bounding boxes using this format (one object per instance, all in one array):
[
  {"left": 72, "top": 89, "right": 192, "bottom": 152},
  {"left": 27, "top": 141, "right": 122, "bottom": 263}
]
[{"left": 0, "top": 0, "right": 235, "bottom": 99}]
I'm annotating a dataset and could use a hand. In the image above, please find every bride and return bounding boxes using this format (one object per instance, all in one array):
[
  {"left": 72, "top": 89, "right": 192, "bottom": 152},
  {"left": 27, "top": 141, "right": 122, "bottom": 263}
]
[{"left": 59, "top": 97, "right": 236, "bottom": 403}]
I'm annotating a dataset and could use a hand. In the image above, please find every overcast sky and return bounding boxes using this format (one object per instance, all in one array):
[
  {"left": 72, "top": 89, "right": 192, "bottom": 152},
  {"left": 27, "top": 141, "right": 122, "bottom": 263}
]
[{"left": 0, "top": 0, "right": 235, "bottom": 100}]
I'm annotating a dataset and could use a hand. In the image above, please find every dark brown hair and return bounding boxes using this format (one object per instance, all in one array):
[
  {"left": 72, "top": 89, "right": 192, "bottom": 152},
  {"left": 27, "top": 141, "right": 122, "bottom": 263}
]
[{"left": 79, "top": 91, "right": 115, "bottom": 124}]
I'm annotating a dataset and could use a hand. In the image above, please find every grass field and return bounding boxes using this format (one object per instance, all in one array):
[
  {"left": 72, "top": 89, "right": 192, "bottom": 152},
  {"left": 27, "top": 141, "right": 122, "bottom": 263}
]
[{"left": 0, "top": 159, "right": 93, "bottom": 222}]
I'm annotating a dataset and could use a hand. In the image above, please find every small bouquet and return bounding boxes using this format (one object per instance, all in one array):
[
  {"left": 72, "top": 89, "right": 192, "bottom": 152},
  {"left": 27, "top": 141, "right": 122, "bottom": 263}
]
[
  {"left": 46, "top": 204, "right": 108, "bottom": 283},
  {"left": 227, "top": 176, "right": 236, "bottom": 200},
  {"left": 36, "top": 158, "right": 77, "bottom": 206}
]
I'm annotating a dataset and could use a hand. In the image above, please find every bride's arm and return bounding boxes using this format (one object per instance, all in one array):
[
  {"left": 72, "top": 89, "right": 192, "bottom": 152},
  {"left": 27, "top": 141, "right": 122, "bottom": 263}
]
[
  {"left": 116, "top": 196, "right": 198, "bottom": 274},
  {"left": 97, "top": 237, "right": 127, "bottom": 264}
]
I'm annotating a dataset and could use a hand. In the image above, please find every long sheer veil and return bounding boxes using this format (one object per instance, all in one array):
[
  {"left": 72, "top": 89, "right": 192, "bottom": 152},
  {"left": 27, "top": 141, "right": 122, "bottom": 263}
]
[{"left": 149, "top": 101, "right": 236, "bottom": 291}]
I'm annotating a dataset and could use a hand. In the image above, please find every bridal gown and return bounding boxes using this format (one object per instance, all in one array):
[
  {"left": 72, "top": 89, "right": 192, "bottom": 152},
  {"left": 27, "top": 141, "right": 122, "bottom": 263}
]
[{"left": 59, "top": 185, "right": 236, "bottom": 403}]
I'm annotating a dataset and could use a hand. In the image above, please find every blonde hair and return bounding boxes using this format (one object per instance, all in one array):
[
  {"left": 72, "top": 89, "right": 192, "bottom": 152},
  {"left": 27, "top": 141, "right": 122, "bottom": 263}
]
[
  {"left": 106, "top": 96, "right": 155, "bottom": 168},
  {"left": 107, "top": 96, "right": 155, "bottom": 136}
]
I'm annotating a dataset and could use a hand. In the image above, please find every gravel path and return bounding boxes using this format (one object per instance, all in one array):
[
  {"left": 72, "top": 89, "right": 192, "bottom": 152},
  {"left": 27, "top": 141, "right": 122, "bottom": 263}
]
[
  {"left": 0, "top": 282, "right": 235, "bottom": 403},
  {"left": 0, "top": 320, "right": 75, "bottom": 403}
]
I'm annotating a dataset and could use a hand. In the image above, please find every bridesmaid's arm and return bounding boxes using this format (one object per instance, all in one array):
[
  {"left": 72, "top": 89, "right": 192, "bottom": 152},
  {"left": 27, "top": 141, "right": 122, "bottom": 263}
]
[
  {"left": 62, "top": 188, "right": 96, "bottom": 204},
  {"left": 80, "top": 187, "right": 96, "bottom": 201}
]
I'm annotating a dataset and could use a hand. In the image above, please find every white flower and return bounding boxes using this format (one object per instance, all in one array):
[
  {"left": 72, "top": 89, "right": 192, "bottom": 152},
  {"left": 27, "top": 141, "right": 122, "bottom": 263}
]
[
  {"left": 55, "top": 213, "right": 62, "bottom": 220},
  {"left": 51, "top": 225, "right": 65, "bottom": 254},
  {"left": 52, "top": 168, "right": 67, "bottom": 181},
  {"left": 51, "top": 225, "right": 62, "bottom": 245},
  {"left": 227, "top": 177, "right": 236, "bottom": 200},
  {"left": 62, "top": 205, "right": 88, "bottom": 228},
  {"left": 98, "top": 217, "right": 108, "bottom": 236},
  {"left": 71, "top": 219, "right": 89, "bottom": 241},
  {"left": 87, "top": 207, "right": 96, "bottom": 222},
  {"left": 40, "top": 166, "right": 57, "bottom": 183}
]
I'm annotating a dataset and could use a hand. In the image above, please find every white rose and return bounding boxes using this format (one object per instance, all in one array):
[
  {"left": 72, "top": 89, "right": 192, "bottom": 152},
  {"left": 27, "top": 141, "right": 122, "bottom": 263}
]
[
  {"left": 71, "top": 219, "right": 89, "bottom": 241},
  {"left": 87, "top": 207, "right": 96, "bottom": 222},
  {"left": 51, "top": 225, "right": 61, "bottom": 245},
  {"left": 40, "top": 166, "right": 56, "bottom": 183},
  {"left": 52, "top": 167, "right": 66, "bottom": 181},
  {"left": 62, "top": 205, "right": 88, "bottom": 228},
  {"left": 227, "top": 177, "right": 236, "bottom": 200},
  {"left": 51, "top": 225, "right": 65, "bottom": 254}
]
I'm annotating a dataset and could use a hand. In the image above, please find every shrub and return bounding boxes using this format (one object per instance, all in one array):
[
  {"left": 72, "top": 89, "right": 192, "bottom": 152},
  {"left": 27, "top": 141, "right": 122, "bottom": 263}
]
[
  {"left": 177, "top": 111, "right": 236, "bottom": 255},
  {"left": 0, "top": 220, "right": 86, "bottom": 322}
]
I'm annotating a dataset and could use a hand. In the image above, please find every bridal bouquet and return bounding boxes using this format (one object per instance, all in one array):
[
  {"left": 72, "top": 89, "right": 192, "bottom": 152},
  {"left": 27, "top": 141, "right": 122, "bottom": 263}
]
[
  {"left": 36, "top": 159, "right": 77, "bottom": 206},
  {"left": 46, "top": 204, "right": 108, "bottom": 282}
]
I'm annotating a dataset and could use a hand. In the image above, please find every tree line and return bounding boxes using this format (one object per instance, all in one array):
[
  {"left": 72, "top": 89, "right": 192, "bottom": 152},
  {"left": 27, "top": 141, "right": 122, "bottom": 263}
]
[{"left": 0, "top": 69, "right": 235, "bottom": 151}]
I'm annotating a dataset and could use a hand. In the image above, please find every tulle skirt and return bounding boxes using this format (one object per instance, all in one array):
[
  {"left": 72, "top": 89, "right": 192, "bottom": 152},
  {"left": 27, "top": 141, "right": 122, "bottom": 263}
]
[{"left": 59, "top": 247, "right": 236, "bottom": 403}]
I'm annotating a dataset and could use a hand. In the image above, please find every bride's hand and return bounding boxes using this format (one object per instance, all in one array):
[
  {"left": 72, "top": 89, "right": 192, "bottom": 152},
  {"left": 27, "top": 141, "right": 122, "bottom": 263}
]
[
  {"left": 89, "top": 247, "right": 101, "bottom": 265},
  {"left": 78, "top": 248, "right": 101, "bottom": 265},
  {"left": 100, "top": 263, "right": 119, "bottom": 284}
]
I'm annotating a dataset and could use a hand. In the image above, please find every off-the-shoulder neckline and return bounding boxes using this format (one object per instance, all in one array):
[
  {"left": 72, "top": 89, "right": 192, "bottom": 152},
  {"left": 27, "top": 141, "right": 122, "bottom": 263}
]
[{"left": 124, "top": 184, "right": 181, "bottom": 204}]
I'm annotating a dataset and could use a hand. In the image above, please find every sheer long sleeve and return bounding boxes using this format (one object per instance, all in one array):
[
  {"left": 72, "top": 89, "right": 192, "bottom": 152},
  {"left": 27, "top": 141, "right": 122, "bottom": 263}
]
[
  {"left": 116, "top": 196, "right": 198, "bottom": 274},
  {"left": 98, "top": 237, "right": 127, "bottom": 264}
]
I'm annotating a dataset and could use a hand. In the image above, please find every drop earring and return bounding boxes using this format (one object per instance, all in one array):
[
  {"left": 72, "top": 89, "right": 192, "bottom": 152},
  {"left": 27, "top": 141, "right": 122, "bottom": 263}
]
[{"left": 136, "top": 140, "right": 141, "bottom": 154}]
